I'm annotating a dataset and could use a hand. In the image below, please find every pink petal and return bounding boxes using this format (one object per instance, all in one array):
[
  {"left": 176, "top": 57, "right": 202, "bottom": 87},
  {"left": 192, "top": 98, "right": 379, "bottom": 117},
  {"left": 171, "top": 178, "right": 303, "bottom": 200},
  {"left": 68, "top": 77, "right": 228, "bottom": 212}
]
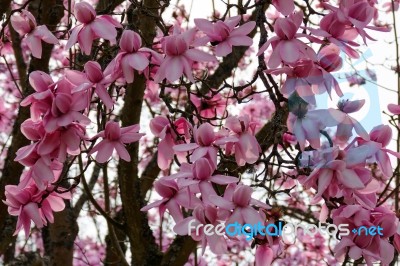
[
  {"left": 255, "top": 245, "right": 273, "bottom": 266},
  {"left": 114, "top": 141, "right": 131, "bottom": 162}
]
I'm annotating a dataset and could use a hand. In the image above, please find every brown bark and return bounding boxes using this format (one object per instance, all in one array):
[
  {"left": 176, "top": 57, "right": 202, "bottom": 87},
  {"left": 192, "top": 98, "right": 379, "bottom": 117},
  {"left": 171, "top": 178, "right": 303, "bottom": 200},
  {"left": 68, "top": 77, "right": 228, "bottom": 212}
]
[
  {"left": 42, "top": 202, "right": 78, "bottom": 266},
  {"left": 116, "top": 0, "right": 163, "bottom": 265}
]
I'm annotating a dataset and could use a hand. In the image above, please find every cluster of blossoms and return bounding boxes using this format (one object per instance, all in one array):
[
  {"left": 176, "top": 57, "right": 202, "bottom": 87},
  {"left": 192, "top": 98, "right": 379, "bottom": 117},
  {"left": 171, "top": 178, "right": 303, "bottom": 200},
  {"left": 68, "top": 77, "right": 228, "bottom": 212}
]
[
  {"left": 1, "top": 0, "right": 400, "bottom": 265},
  {"left": 3, "top": 2, "right": 146, "bottom": 237},
  {"left": 141, "top": 1, "right": 400, "bottom": 265}
]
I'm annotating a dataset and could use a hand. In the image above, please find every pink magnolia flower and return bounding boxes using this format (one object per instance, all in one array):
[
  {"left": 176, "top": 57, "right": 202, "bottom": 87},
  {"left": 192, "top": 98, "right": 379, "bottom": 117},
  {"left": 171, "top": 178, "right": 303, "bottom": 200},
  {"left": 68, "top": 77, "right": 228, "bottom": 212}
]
[
  {"left": 150, "top": 116, "right": 192, "bottom": 169},
  {"left": 346, "top": 125, "right": 400, "bottom": 177},
  {"left": 267, "top": 59, "right": 317, "bottom": 105},
  {"left": 287, "top": 106, "right": 340, "bottom": 150},
  {"left": 223, "top": 115, "right": 261, "bottom": 166},
  {"left": 140, "top": 179, "right": 201, "bottom": 222},
  {"left": 15, "top": 143, "right": 63, "bottom": 191},
  {"left": 163, "top": 158, "right": 238, "bottom": 205},
  {"left": 333, "top": 205, "right": 397, "bottom": 266},
  {"left": 308, "top": 12, "right": 360, "bottom": 58},
  {"left": 89, "top": 121, "right": 144, "bottom": 163},
  {"left": 10, "top": 10, "right": 58, "bottom": 58},
  {"left": 42, "top": 78, "right": 90, "bottom": 132},
  {"left": 323, "top": 0, "right": 388, "bottom": 42},
  {"left": 21, "top": 71, "right": 55, "bottom": 121},
  {"left": 209, "top": 183, "right": 270, "bottom": 225},
  {"left": 301, "top": 146, "right": 370, "bottom": 201},
  {"left": 21, "top": 118, "right": 86, "bottom": 162},
  {"left": 154, "top": 27, "right": 217, "bottom": 83},
  {"left": 173, "top": 123, "right": 220, "bottom": 168},
  {"left": 257, "top": 11, "right": 319, "bottom": 68},
  {"left": 106, "top": 30, "right": 162, "bottom": 83},
  {"left": 3, "top": 184, "right": 71, "bottom": 236},
  {"left": 65, "top": 1, "right": 122, "bottom": 55},
  {"left": 66, "top": 61, "right": 115, "bottom": 109},
  {"left": 194, "top": 16, "right": 255, "bottom": 57},
  {"left": 174, "top": 205, "right": 228, "bottom": 254},
  {"left": 335, "top": 99, "right": 369, "bottom": 142}
]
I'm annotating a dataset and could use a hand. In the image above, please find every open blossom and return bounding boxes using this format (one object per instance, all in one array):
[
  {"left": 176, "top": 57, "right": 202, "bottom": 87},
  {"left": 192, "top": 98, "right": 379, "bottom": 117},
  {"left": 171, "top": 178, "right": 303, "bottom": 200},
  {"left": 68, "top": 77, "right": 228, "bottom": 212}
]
[
  {"left": 257, "top": 11, "right": 319, "bottom": 68},
  {"left": 210, "top": 183, "right": 270, "bottom": 225},
  {"left": 66, "top": 61, "right": 115, "bottom": 109},
  {"left": 3, "top": 184, "right": 71, "bottom": 237},
  {"left": 267, "top": 59, "right": 319, "bottom": 105},
  {"left": 140, "top": 179, "right": 201, "bottom": 222},
  {"left": 65, "top": 1, "right": 122, "bottom": 55},
  {"left": 300, "top": 146, "right": 371, "bottom": 202},
  {"left": 346, "top": 125, "right": 400, "bottom": 177},
  {"left": 333, "top": 205, "right": 398, "bottom": 266},
  {"left": 10, "top": 10, "right": 58, "bottom": 58},
  {"left": 21, "top": 71, "right": 55, "bottom": 121},
  {"left": 163, "top": 158, "right": 238, "bottom": 205},
  {"left": 194, "top": 16, "right": 255, "bottom": 57},
  {"left": 308, "top": 12, "right": 361, "bottom": 58},
  {"left": 335, "top": 99, "right": 369, "bottom": 142},
  {"left": 42, "top": 78, "right": 91, "bottom": 133},
  {"left": 150, "top": 116, "right": 192, "bottom": 169},
  {"left": 89, "top": 121, "right": 145, "bottom": 163},
  {"left": 287, "top": 104, "right": 341, "bottom": 150},
  {"left": 21, "top": 118, "right": 86, "bottom": 163},
  {"left": 173, "top": 123, "right": 220, "bottom": 168},
  {"left": 223, "top": 115, "right": 261, "bottom": 166},
  {"left": 153, "top": 27, "right": 217, "bottom": 83},
  {"left": 106, "top": 30, "right": 162, "bottom": 83}
]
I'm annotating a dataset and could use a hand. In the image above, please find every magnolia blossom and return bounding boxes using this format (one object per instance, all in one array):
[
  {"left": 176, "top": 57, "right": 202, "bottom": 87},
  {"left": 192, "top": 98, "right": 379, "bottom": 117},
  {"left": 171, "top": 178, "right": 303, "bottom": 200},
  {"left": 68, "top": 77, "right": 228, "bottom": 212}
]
[
  {"left": 173, "top": 123, "right": 220, "bottom": 168},
  {"left": 301, "top": 146, "right": 370, "bottom": 201},
  {"left": 163, "top": 158, "right": 238, "bottom": 205},
  {"left": 21, "top": 71, "right": 55, "bottom": 121},
  {"left": 287, "top": 106, "right": 341, "bottom": 150},
  {"left": 333, "top": 205, "right": 397, "bottom": 265},
  {"left": 3, "top": 184, "right": 71, "bottom": 236},
  {"left": 346, "top": 125, "right": 400, "bottom": 177},
  {"left": 222, "top": 115, "right": 261, "bottom": 166},
  {"left": 210, "top": 183, "right": 270, "bottom": 225},
  {"left": 150, "top": 116, "right": 192, "bottom": 169},
  {"left": 335, "top": 99, "right": 369, "bottom": 142},
  {"left": 66, "top": 61, "right": 115, "bottom": 109},
  {"left": 194, "top": 16, "right": 256, "bottom": 57},
  {"left": 89, "top": 121, "right": 144, "bottom": 163},
  {"left": 106, "top": 30, "right": 162, "bottom": 83},
  {"left": 11, "top": 10, "right": 58, "bottom": 58},
  {"left": 65, "top": 1, "right": 122, "bottom": 55},
  {"left": 154, "top": 27, "right": 217, "bottom": 83},
  {"left": 308, "top": 12, "right": 360, "bottom": 58},
  {"left": 42, "top": 78, "right": 90, "bottom": 133},
  {"left": 140, "top": 179, "right": 201, "bottom": 222},
  {"left": 257, "top": 11, "right": 319, "bottom": 68}
]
